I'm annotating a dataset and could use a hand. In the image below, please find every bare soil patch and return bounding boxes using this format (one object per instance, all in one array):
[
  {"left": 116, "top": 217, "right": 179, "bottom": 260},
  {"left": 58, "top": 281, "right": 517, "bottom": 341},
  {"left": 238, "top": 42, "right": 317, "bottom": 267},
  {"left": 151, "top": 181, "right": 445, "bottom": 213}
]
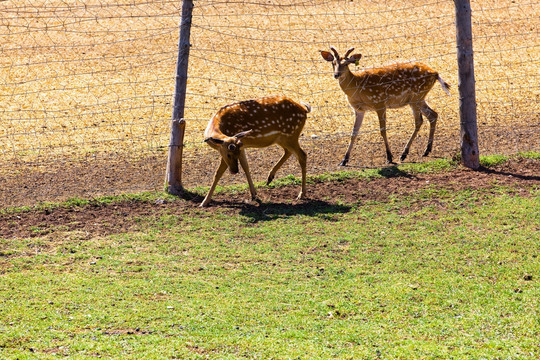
[
  {"left": 1, "top": 157, "right": 538, "bottom": 240},
  {"left": 1, "top": 123, "right": 537, "bottom": 209}
]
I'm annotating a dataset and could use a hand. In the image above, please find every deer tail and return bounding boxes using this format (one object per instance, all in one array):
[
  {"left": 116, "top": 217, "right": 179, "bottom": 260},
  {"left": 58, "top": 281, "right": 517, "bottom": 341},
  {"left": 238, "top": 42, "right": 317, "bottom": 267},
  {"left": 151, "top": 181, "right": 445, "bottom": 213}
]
[{"left": 438, "top": 76, "right": 451, "bottom": 96}]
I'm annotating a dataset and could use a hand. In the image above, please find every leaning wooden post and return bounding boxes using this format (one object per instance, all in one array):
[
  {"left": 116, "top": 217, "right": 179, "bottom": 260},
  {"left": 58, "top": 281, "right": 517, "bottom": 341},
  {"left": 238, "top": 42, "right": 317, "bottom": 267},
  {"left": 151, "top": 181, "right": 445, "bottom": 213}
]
[
  {"left": 165, "top": 0, "right": 194, "bottom": 195},
  {"left": 454, "top": 0, "right": 480, "bottom": 169}
]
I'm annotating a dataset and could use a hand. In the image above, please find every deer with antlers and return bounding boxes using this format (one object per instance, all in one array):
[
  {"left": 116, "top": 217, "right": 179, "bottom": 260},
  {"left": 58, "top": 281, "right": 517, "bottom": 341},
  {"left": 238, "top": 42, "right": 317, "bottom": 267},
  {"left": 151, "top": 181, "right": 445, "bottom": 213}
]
[
  {"left": 320, "top": 46, "right": 450, "bottom": 166},
  {"left": 200, "top": 96, "right": 310, "bottom": 207}
]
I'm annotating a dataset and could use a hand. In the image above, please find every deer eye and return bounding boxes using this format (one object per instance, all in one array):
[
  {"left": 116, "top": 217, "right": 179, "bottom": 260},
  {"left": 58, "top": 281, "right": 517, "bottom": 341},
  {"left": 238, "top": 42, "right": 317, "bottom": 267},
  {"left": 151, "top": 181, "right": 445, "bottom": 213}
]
[{"left": 228, "top": 144, "right": 237, "bottom": 151}]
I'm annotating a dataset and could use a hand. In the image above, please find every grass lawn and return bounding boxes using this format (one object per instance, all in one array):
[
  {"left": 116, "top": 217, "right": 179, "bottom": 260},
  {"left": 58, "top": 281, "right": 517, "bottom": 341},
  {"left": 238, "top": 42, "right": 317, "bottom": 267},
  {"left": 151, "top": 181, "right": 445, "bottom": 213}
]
[{"left": 1, "top": 159, "right": 539, "bottom": 359}]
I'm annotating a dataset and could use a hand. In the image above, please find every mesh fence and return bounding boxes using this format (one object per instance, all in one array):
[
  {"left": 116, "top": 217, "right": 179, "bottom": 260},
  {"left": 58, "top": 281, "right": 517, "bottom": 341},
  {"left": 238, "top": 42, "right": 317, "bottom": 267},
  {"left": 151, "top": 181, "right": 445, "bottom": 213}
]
[{"left": 1, "top": 0, "right": 538, "bottom": 207}]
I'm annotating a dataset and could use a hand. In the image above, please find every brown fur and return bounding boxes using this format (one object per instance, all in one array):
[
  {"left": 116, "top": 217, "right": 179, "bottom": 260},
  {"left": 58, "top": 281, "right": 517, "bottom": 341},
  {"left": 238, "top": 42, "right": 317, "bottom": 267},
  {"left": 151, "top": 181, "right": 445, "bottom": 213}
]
[
  {"left": 201, "top": 96, "right": 310, "bottom": 207},
  {"left": 321, "top": 47, "right": 450, "bottom": 165}
]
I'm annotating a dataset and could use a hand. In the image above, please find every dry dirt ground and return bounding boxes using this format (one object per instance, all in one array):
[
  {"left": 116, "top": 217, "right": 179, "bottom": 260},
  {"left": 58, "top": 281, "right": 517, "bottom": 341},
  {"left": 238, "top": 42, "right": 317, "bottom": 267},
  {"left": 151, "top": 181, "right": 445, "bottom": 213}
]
[
  {"left": 1, "top": 122, "right": 537, "bottom": 209},
  {"left": 1, "top": 156, "right": 538, "bottom": 240}
]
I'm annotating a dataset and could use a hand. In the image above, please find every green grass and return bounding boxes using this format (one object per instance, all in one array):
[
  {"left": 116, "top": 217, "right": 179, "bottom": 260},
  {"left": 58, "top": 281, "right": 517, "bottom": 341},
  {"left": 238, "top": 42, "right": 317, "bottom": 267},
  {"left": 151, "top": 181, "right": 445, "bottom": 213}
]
[
  {"left": 192, "top": 157, "right": 459, "bottom": 199},
  {"left": 0, "top": 192, "right": 179, "bottom": 216},
  {"left": 519, "top": 151, "right": 540, "bottom": 160},
  {"left": 479, "top": 154, "right": 509, "bottom": 167},
  {"left": 190, "top": 152, "right": 535, "bottom": 198},
  {"left": 1, "top": 155, "right": 539, "bottom": 359}
]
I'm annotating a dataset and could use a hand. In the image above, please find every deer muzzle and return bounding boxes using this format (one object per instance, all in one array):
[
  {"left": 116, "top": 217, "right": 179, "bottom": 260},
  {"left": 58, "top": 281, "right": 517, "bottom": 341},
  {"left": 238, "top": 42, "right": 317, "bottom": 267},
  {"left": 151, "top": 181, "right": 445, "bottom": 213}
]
[{"left": 229, "top": 159, "right": 239, "bottom": 174}]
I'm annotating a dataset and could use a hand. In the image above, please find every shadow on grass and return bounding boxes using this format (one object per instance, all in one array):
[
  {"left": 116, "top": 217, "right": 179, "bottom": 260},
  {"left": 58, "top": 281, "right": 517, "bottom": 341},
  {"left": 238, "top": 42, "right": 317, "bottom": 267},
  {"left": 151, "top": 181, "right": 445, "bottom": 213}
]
[
  {"left": 377, "top": 165, "right": 416, "bottom": 179},
  {"left": 236, "top": 199, "right": 352, "bottom": 223},
  {"left": 176, "top": 189, "right": 205, "bottom": 203},
  {"left": 176, "top": 189, "right": 351, "bottom": 222},
  {"left": 338, "top": 162, "right": 418, "bottom": 179}
]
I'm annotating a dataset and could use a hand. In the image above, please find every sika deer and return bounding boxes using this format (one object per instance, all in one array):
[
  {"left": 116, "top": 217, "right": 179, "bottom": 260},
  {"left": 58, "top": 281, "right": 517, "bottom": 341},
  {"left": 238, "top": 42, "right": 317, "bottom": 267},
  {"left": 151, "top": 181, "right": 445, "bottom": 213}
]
[
  {"left": 320, "top": 46, "right": 450, "bottom": 166},
  {"left": 200, "top": 96, "right": 310, "bottom": 207}
]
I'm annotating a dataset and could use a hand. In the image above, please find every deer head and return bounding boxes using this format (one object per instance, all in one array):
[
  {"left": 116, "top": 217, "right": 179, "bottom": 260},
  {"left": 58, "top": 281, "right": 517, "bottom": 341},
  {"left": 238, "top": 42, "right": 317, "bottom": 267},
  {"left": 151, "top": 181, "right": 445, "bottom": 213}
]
[
  {"left": 320, "top": 46, "right": 362, "bottom": 79},
  {"left": 204, "top": 130, "right": 252, "bottom": 174}
]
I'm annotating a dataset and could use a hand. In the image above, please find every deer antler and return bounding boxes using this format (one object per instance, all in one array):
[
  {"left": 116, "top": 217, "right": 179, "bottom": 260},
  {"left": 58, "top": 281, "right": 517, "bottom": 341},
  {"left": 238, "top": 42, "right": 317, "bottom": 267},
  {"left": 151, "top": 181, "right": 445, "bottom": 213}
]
[
  {"left": 330, "top": 46, "right": 340, "bottom": 59},
  {"left": 344, "top": 47, "right": 355, "bottom": 59}
]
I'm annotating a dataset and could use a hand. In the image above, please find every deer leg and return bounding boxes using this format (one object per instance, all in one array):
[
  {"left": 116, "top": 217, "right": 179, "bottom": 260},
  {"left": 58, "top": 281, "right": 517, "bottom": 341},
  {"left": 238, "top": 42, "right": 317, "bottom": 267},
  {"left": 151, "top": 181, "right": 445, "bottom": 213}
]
[
  {"left": 420, "top": 102, "right": 438, "bottom": 157},
  {"left": 376, "top": 108, "right": 393, "bottom": 164},
  {"left": 400, "top": 104, "right": 424, "bottom": 162},
  {"left": 266, "top": 149, "right": 292, "bottom": 185},
  {"left": 289, "top": 143, "right": 307, "bottom": 200},
  {"left": 340, "top": 111, "right": 365, "bottom": 166},
  {"left": 238, "top": 149, "right": 259, "bottom": 202},
  {"left": 200, "top": 159, "right": 228, "bottom": 207}
]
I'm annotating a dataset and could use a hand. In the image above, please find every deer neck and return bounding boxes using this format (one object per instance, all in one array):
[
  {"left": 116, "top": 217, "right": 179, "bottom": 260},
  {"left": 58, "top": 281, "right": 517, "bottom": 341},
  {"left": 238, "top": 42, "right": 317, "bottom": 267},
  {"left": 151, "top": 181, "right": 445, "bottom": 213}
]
[
  {"left": 338, "top": 66, "right": 362, "bottom": 99},
  {"left": 204, "top": 116, "right": 227, "bottom": 142}
]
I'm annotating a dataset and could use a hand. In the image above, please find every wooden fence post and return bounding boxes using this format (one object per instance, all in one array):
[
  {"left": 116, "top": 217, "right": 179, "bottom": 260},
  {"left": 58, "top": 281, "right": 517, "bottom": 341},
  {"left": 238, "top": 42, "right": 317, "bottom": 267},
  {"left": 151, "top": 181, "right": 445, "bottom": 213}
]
[
  {"left": 165, "top": 0, "right": 194, "bottom": 195},
  {"left": 454, "top": 0, "right": 480, "bottom": 169}
]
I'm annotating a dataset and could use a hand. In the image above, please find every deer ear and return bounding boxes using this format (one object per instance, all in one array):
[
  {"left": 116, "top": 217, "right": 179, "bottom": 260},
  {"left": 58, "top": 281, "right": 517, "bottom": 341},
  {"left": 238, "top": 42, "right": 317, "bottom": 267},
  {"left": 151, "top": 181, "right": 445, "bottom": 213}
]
[
  {"left": 320, "top": 50, "right": 334, "bottom": 62},
  {"left": 346, "top": 53, "right": 362, "bottom": 65},
  {"left": 233, "top": 129, "right": 253, "bottom": 139},
  {"left": 204, "top": 137, "right": 224, "bottom": 144}
]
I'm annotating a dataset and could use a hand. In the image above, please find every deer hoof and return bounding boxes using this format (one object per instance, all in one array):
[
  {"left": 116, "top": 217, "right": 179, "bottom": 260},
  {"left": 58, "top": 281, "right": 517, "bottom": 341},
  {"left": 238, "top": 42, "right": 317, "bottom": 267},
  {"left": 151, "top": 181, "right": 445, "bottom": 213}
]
[
  {"left": 423, "top": 145, "right": 433, "bottom": 157},
  {"left": 339, "top": 159, "right": 348, "bottom": 166}
]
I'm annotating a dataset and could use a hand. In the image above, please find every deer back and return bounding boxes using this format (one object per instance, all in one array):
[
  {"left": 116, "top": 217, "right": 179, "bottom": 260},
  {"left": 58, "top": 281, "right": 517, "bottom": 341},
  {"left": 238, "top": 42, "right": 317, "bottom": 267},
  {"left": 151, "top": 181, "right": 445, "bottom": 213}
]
[
  {"left": 208, "top": 96, "right": 309, "bottom": 149},
  {"left": 343, "top": 62, "right": 440, "bottom": 111}
]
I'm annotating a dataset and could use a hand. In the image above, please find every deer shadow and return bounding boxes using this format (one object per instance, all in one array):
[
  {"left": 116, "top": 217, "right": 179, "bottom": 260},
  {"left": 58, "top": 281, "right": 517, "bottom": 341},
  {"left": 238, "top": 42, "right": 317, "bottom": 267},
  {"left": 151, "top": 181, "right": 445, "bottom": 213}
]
[
  {"left": 177, "top": 190, "right": 352, "bottom": 223},
  {"left": 337, "top": 162, "right": 417, "bottom": 179},
  {"left": 377, "top": 164, "right": 416, "bottom": 179},
  {"left": 236, "top": 199, "right": 352, "bottom": 223}
]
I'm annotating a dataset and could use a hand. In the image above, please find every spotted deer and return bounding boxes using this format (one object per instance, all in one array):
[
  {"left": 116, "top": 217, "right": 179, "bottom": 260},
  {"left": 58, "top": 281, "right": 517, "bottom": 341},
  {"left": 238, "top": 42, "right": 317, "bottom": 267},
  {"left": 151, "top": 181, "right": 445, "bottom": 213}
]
[
  {"left": 200, "top": 96, "right": 310, "bottom": 207},
  {"left": 320, "top": 46, "right": 450, "bottom": 166}
]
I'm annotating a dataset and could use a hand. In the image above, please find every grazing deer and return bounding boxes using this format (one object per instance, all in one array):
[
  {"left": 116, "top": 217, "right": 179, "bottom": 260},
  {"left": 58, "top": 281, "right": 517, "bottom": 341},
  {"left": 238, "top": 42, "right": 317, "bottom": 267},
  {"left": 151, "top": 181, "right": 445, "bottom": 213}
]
[
  {"left": 320, "top": 46, "right": 450, "bottom": 166},
  {"left": 200, "top": 96, "right": 310, "bottom": 207}
]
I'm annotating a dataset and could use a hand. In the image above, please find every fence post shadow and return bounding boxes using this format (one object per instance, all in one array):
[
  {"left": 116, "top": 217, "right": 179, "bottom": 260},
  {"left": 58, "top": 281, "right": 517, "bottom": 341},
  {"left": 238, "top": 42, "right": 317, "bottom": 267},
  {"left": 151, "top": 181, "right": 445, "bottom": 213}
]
[{"left": 477, "top": 166, "right": 540, "bottom": 182}]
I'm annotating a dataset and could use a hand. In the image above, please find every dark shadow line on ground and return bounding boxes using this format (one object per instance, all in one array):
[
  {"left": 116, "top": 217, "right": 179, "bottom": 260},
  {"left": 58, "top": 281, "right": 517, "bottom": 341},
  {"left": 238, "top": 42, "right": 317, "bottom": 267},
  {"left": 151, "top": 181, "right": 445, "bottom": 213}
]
[{"left": 477, "top": 166, "right": 540, "bottom": 181}]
